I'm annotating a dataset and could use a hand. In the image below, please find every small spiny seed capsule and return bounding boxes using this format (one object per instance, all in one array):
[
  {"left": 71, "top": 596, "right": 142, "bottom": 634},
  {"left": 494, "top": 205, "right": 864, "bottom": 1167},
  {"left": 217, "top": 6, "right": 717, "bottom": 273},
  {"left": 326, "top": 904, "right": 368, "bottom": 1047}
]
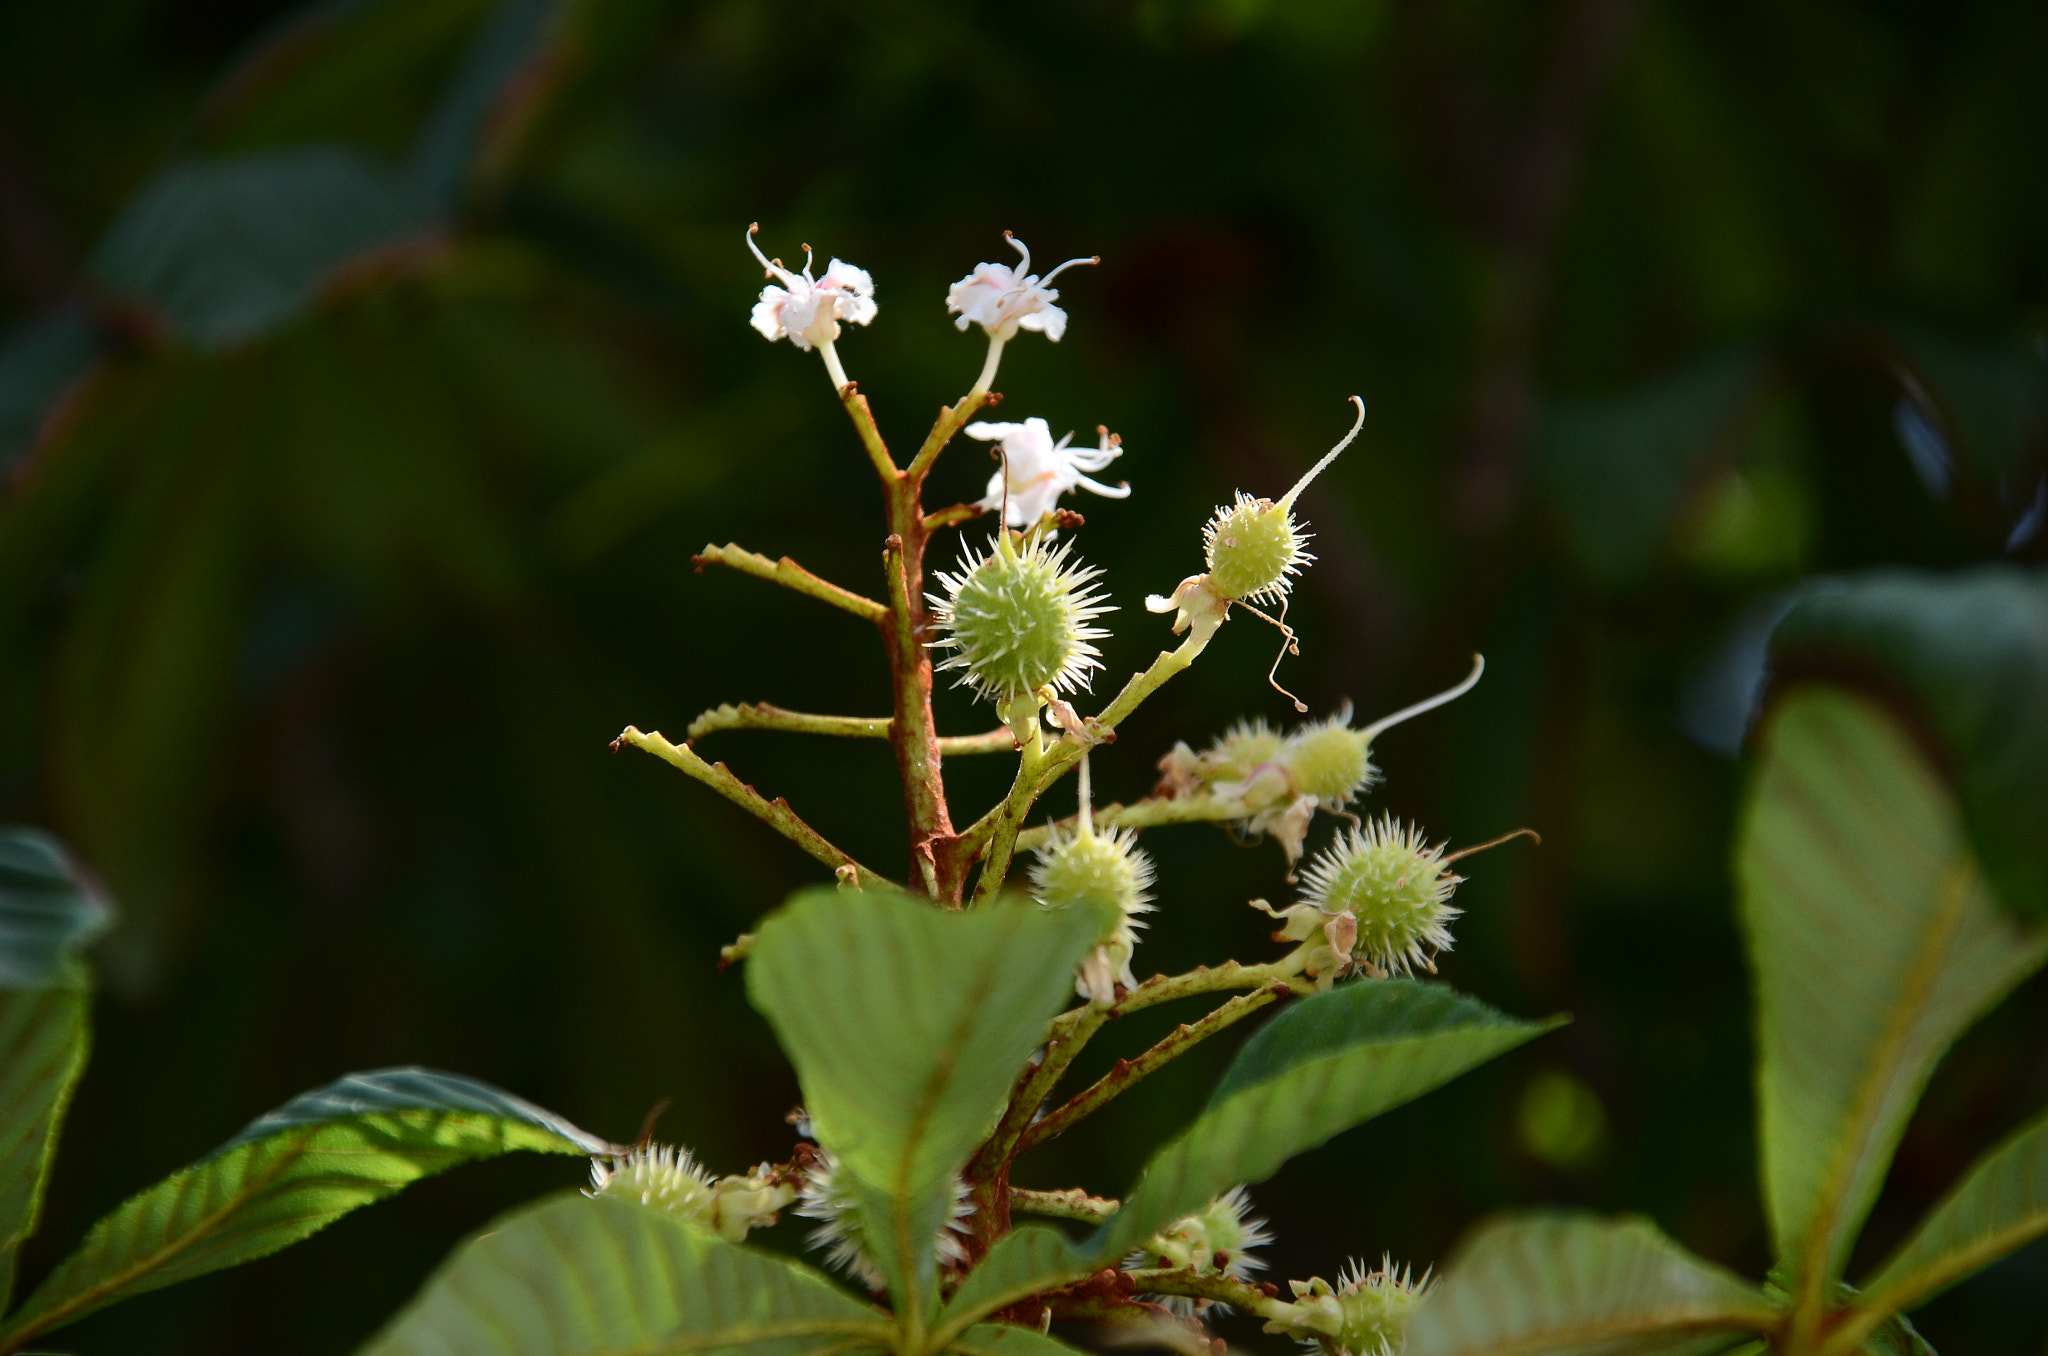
[
  {"left": 1194, "top": 397, "right": 1364, "bottom": 606},
  {"left": 1283, "top": 708, "right": 1375, "bottom": 806},
  {"left": 1031, "top": 827, "right": 1153, "bottom": 918},
  {"left": 1126, "top": 1187, "right": 1270, "bottom": 1318},
  {"left": 1297, "top": 816, "right": 1460, "bottom": 977},
  {"left": 929, "top": 533, "right": 1113, "bottom": 704},
  {"left": 587, "top": 1144, "right": 717, "bottom": 1224},
  {"left": 1203, "top": 493, "right": 1309, "bottom": 605},
  {"left": 1260, "top": 1255, "right": 1430, "bottom": 1356},
  {"left": 1032, "top": 824, "right": 1155, "bottom": 1002},
  {"left": 1204, "top": 717, "right": 1287, "bottom": 785},
  {"left": 797, "top": 1149, "right": 972, "bottom": 1290}
]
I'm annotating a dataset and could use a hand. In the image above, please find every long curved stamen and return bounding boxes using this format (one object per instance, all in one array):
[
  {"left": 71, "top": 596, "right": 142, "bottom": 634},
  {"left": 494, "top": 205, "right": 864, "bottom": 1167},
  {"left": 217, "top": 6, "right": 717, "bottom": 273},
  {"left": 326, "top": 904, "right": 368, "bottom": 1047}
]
[
  {"left": 1279, "top": 395, "right": 1368, "bottom": 510},
  {"left": 1357, "top": 654, "right": 1485, "bottom": 746},
  {"left": 1074, "top": 475, "right": 1131, "bottom": 499},
  {"left": 1003, "top": 230, "right": 1032, "bottom": 276},
  {"left": 1040, "top": 254, "right": 1099, "bottom": 285},
  {"left": 800, "top": 243, "right": 817, "bottom": 282},
  {"left": 745, "top": 222, "right": 793, "bottom": 284}
]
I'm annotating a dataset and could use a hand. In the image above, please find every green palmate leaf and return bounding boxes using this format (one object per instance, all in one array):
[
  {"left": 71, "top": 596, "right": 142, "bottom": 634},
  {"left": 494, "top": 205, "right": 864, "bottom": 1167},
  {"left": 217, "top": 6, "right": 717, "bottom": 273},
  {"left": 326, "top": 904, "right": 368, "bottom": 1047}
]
[
  {"left": 1405, "top": 1213, "right": 1778, "bottom": 1356},
  {"left": 747, "top": 889, "right": 1111, "bottom": 1321},
  {"left": 1, "top": 1067, "right": 612, "bottom": 1346},
  {"left": 1854, "top": 1106, "right": 2048, "bottom": 1321},
  {"left": 0, "top": 990, "right": 87, "bottom": 1315},
  {"left": 1096, "top": 979, "right": 1560, "bottom": 1259},
  {"left": 934, "top": 1226, "right": 1091, "bottom": 1342},
  {"left": 1772, "top": 566, "right": 2048, "bottom": 919},
  {"left": 0, "top": 828, "right": 108, "bottom": 1311},
  {"left": 358, "top": 1192, "right": 890, "bottom": 1356},
  {"left": 1737, "top": 686, "right": 2048, "bottom": 1299}
]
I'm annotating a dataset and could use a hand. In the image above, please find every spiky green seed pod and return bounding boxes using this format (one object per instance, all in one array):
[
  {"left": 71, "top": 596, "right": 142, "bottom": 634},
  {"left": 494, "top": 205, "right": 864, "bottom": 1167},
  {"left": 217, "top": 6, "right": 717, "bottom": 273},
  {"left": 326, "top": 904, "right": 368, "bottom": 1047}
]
[
  {"left": 1261, "top": 1256, "right": 1430, "bottom": 1356},
  {"left": 1283, "top": 709, "right": 1375, "bottom": 806},
  {"left": 1204, "top": 717, "right": 1286, "bottom": 784},
  {"left": 1032, "top": 823, "right": 1155, "bottom": 1001},
  {"left": 1203, "top": 493, "right": 1310, "bottom": 604},
  {"left": 930, "top": 533, "right": 1113, "bottom": 703},
  {"left": 587, "top": 1146, "right": 794, "bottom": 1242},
  {"left": 1195, "top": 397, "right": 1363, "bottom": 606},
  {"left": 1131, "top": 1186, "right": 1270, "bottom": 1277},
  {"left": 588, "top": 1145, "right": 716, "bottom": 1223},
  {"left": 1031, "top": 826, "right": 1153, "bottom": 918},
  {"left": 1297, "top": 816, "right": 1460, "bottom": 976}
]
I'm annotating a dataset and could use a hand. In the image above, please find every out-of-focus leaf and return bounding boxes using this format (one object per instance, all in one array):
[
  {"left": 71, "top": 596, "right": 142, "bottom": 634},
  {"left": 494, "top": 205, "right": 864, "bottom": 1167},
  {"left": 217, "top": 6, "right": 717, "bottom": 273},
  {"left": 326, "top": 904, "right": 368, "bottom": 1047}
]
[
  {"left": 356, "top": 1192, "right": 888, "bottom": 1356},
  {"left": 1536, "top": 347, "right": 1767, "bottom": 586},
  {"left": 1737, "top": 686, "right": 2048, "bottom": 1303},
  {"left": 747, "top": 889, "right": 1111, "bottom": 1318},
  {"left": 1405, "top": 1213, "right": 1775, "bottom": 1356},
  {"left": 88, "top": 147, "right": 426, "bottom": 350},
  {"left": 0, "top": 830, "right": 110, "bottom": 989},
  {"left": 409, "top": 0, "right": 574, "bottom": 209},
  {"left": 0, "top": 830, "right": 108, "bottom": 1310},
  {"left": 1856, "top": 1107, "right": 2048, "bottom": 1321},
  {"left": 0, "top": 1068, "right": 612, "bottom": 1345},
  {"left": 1095, "top": 980, "right": 1560, "bottom": 1259},
  {"left": 947, "top": 1322, "right": 1089, "bottom": 1356},
  {"left": 0, "top": 312, "right": 99, "bottom": 476},
  {"left": 935, "top": 1226, "right": 1091, "bottom": 1341},
  {"left": 1771, "top": 566, "right": 2048, "bottom": 918}
]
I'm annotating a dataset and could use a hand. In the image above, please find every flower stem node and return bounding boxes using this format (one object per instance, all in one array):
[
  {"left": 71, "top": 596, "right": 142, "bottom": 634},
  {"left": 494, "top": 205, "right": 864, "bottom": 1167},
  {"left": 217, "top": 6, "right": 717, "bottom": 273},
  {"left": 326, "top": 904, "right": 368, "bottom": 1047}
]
[
  {"left": 587, "top": 1144, "right": 796, "bottom": 1243},
  {"left": 931, "top": 533, "right": 1114, "bottom": 705},
  {"left": 1261, "top": 1256, "right": 1430, "bottom": 1356},
  {"left": 1126, "top": 1187, "right": 1270, "bottom": 1317},
  {"left": 1257, "top": 816, "right": 1461, "bottom": 983}
]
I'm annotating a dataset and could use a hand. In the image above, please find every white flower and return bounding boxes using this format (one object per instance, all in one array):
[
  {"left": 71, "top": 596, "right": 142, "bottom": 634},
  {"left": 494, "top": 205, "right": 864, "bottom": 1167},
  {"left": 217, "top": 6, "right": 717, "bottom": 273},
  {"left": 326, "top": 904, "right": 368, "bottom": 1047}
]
[
  {"left": 745, "top": 224, "right": 876, "bottom": 353},
  {"left": 947, "top": 233, "right": 1096, "bottom": 343},
  {"left": 966, "top": 418, "right": 1131, "bottom": 526}
]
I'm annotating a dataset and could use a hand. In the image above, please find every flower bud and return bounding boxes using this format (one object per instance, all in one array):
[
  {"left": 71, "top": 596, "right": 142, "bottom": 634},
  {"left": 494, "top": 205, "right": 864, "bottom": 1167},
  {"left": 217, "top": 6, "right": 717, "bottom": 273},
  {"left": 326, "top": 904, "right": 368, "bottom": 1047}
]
[
  {"left": 1261, "top": 1256, "right": 1429, "bottom": 1356},
  {"left": 930, "top": 533, "right": 1113, "bottom": 704},
  {"left": 1297, "top": 817, "right": 1459, "bottom": 978}
]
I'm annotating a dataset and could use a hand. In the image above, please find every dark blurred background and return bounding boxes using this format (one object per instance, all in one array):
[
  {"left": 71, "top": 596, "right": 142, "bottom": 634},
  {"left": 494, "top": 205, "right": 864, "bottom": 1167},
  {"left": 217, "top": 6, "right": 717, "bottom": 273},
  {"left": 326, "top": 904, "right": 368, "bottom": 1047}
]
[{"left": 2, "top": 0, "right": 2045, "bottom": 1350}]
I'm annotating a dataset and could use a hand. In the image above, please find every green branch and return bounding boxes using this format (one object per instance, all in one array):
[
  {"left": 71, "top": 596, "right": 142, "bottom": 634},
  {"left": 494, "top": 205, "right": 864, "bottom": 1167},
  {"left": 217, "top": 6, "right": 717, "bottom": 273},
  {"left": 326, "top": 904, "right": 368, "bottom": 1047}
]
[
  {"left": 614, "top": 727, "right": 894, "bottom": 890},
  {"left": 1016, "top": 984, "right": 1290, "bottom": 1153},
  {"left": 1009, "top": 1187, "right": 1120, "bottom": 1224},
  {"left": 684, "top": 702, "right": 1015, "bottom": 757},
  {"left": 1016, "top": 792, "right": 1253, "bottom": 852},
  {"left": 692, "top": 543, "right": 888, "bottom": 624}
]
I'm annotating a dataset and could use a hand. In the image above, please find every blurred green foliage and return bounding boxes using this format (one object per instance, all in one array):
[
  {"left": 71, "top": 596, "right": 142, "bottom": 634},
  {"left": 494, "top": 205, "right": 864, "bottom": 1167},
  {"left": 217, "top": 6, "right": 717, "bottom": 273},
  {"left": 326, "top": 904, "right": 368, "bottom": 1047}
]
[{"left": 0, "top": 0, "right": 2043, "bottom": 1350}]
